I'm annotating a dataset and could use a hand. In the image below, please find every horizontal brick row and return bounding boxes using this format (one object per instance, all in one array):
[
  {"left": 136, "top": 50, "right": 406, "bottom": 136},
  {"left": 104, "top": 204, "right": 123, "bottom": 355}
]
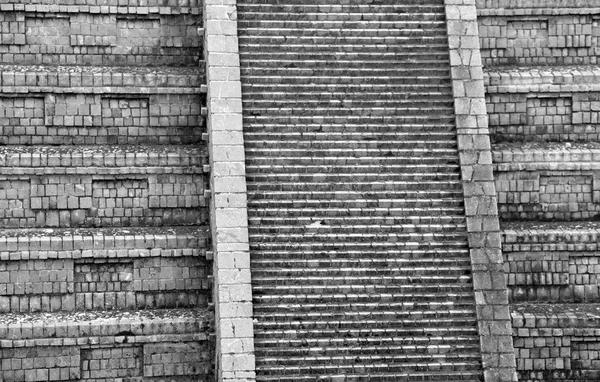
[{"left": 479, "top": 12, "right": 600, "bottom": 67}]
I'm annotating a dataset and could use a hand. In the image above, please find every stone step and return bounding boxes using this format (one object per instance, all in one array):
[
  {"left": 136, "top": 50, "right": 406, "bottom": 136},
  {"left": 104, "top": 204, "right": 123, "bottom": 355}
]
[
  {"left": 241, "top": 75, "right": 451, "bottom": 85},
  {"left": 242, "top": 82, "right": 451, "bottom": 92},
  {"left": 255, "top": 308, "right": 477, "bottom": 324},
  {"left": 237, "top": 17, "right": 446, "bottom": 29},
  {"left": 246, "top": 172, "right": 460, "bottom": 189},
  {"left": 252, "top": 266, "right": 472, "bottom": 278},
  {"left": 240, "top": 51, "right": 451, "bottom": 63},
  {"left": 244, "top": 131, "right": 457, "bottom": 140},
  {"left": 254, "top": 315, "right": 478, "bottom": 331},
  {"left": 251, "top": 240, "right": 469, "bottom": 252},
  {"left": 253, "top": 291, "right": 475, "bottom": 305},
  {"left": 263, "top": 349, "right": 481, "bottom": 368},
  {"left": 245, "top": 156, "right": 459, "bottom": 167},
  {"left": 253, "top": 299, "right": 475, "bottom": 314},
  {"left": 246, "top": 192, "right": 464, "bottom": 204},
  {"left": 256, "top": 342, "right": 480, "bottom": 358},
  {"left": 251, "top": 248, "right": 471, "bottom": 261},
  {"left": 256, "top": 333, "right": 478, "bottom": 348},
  {"left": 243, "top": 124, "right": 456, "bottom": 134},
  {"left": 256, "top": 371, "right": 482, "bottom": 382},
  {"left": 239, "top": 35, "right": 448, "bottom": 46},
  {"left": 246, "top": 163, "right": 461, "bottom": 175},
  {"left": 243, "top": 115, "right": 456, "bottom": 126},
  {"left": 248, "top": 206, "right": 464, "bottom": 218},
  {"left": 242, "top": 91, "right": 451, "bottom": 101},
  {"left": 253, "top": 322, "right": 478, "bottom": 339},
  {"left": 247, "top": 177, "right": 462, "bottom": 187},
  {"left": 239, "top": 9, "right": 445, "bottom": 21},
  {"left": 250, "top": 217, "right": 466, "bottom": 228},
  {"left": 253, "top": 282, "right": 473, "bottom": 296},
  {"left": 243, "top": 98, "right": 453, "bottom": 108},
  {"left": 239, "top": 42, "right": 449, "bottom": 54},
  {"left": 238, "top": 26, "right": 447, "bottom": 38},
  {"left": 240, "top": 58, "right": 450, "bottom": 69},
  {"left": 245, "top": 146, "right": 458, "bottom": 156},
  {"left": 251, "top": 257, "right": 472, "bottom": 270},
  {"left": 254, "top": 273, "right": 472, "bottom": 286}
]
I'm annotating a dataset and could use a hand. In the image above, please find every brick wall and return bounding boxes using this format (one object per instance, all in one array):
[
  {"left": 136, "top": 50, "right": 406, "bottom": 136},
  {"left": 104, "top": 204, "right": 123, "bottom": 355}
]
[
  {"left": 512, "top": 306, "right": 600, "bottom": 382},
  {"left": 0, "top": 310, "right": 213, "bottom": 381},
  {"left": 0, "top": 227, "right": 210, "bottom": 313},
  {"left": 479, "top": 10, "right": 600, "bottom": 67},
  {"left": 0, "top": 172, "right": 208, "bottom": 228},
  {"left": 0, "top": 8, "right": 201, "bottom": 66},
  {"left": 0, "top": 77, "right": 205, "bottom": 145},
  {"left": 503, "top": 224, "right": 600, "bottom": 303}
]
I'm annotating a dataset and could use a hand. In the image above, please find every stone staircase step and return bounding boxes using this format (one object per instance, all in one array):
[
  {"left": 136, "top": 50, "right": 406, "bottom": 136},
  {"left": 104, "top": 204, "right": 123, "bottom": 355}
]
[
  {"left": 256, "top": 343, "right": 480, "bottom": 358},
  {"left": 249, "top": 206, "right": 463, "bottom": 216},
  {"left": 242, "top": 92, "right": 452, "bottom": 102},
  {"left": 253, "top": 283, "right": 474, "bottom": 296},
  {"left": 240, "top": 50, "right": 450, "bottom": 61},
  {"left": 253, "top": 291, "right": 476, "bottom": 305},
  {"left": 255, "top": 308, "right": 476, "bottom": 322},
  {"left": 253, "top": 267, "right": 471, "bottom": 278},
  {"left": 254, "top": 316, "right": 478, "bottom": 330},
  {"left": 251, "top": 257, "right": 472, "bottom": 269},
  {"left": 238, "top": 27, "right": 447, "bottom": 38},
  {"left": 251, "top": 248, "right": 471, "bottom": 261},
  {"left": 250, "top": 218, "right": 466, "bottom": 229},
  {"left": 238, "top": 19, "right": 446, "bottom": 30},
  {"left": 246, "top": 164, "right": 460, "bottom": 176},
  {"left": 251, "top": 234, "right": 469, "bottom": 243},
  {"left": 248, "top": 197, "right": 463, "bottom": 208},
  {"left": 245, "top": 157, "right": 459, "bottom": 167},
  {"left": 244, "top": 99, "right": 454, "bottom": 109},
  {"left": 246, "top": 173, "right": 460, "bottom": 183},
  {"left": 245, "top": 147, "right": 457, "bottom": 155},
  {"left": 242, "top": 75, "right": 451, "bottom": 84},
  {"left": 257, "top": 354, "right": 481, "bottom": 367},
  {"left": 253, "top": 324, "right": 478, "bottom": 339},
  {"left": 256, "top": 334, "right": 478, "bottom": 348},
  {"left": 244, "top": 131, "right": 457, "bottom": 140},
  {"left": 254, "top": 299, "right": 476, "bottom": 314},
  {"left": 246, "top": 179, "right": 462, "bottom": 189},
  {"left": 243, "top": 116, "right": 456, "bottom": 126},
  {"left": 256, "top": 371, "right": 482, "bottom": 382}
]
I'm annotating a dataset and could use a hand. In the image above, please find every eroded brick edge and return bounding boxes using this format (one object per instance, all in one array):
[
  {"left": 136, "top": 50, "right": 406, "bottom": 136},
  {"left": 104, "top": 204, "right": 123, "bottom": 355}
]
[
  {"left": 445, "top": 1, "right": 518, "bottom": 381},
  {"left": 204, "top": 0, "right": 256, "bottom": 381}
]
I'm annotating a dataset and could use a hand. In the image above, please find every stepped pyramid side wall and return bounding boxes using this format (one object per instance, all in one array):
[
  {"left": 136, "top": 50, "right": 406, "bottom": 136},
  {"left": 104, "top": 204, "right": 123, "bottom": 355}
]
[
  {"left": 0, "top": 1, "right": 214, "bottom": 381},
  {"left": 478, "top": 1, "right": 600, "bottom": 381}
]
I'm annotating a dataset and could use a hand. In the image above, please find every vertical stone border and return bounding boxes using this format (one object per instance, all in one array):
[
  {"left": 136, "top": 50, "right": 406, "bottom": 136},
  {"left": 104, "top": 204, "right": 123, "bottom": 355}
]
[
  {"left": 444, "top": 1, "right": 518, "bottom": 381},
  {"left": 204, "top": 0, "right": 256, "bottom": 381}
]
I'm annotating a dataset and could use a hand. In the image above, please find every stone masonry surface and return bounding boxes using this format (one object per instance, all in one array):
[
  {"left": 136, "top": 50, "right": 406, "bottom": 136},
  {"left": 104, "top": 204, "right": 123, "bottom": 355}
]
[
  {"left": 446, "top": 0, "right": 517, "bottom": 381},
  {"left": 204, "top": 0, "right": 256, "bottom": 381},
  {"left": 0, "top": 1, "right": 214, "bottom": 381},
  {"left": 479, "top": 0, "right": 600, "bottom": 381},
  {"left": 233, "top": 0, "right": 513, "bottom": 379}
]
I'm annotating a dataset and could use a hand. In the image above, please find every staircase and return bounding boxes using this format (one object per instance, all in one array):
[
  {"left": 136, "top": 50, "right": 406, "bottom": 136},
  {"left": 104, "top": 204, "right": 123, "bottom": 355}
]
[{"left": 237, "top": 0, "right": 485, "bottom": 380}]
